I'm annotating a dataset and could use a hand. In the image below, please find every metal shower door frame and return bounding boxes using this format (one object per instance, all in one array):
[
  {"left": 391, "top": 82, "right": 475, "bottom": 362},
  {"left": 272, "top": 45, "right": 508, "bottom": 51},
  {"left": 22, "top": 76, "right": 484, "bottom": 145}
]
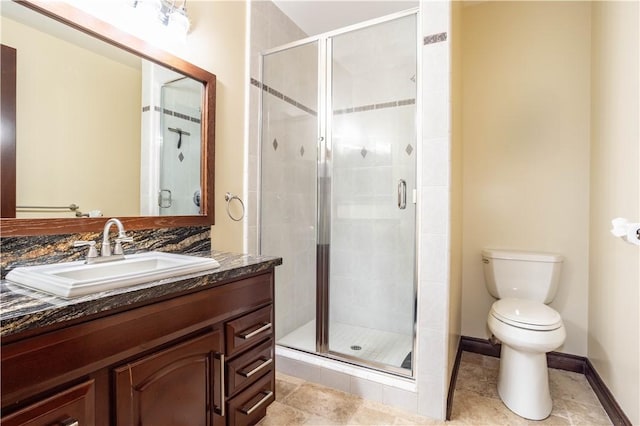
[{"left": 258, "top": 8, "right": 420, "bottom": 378}]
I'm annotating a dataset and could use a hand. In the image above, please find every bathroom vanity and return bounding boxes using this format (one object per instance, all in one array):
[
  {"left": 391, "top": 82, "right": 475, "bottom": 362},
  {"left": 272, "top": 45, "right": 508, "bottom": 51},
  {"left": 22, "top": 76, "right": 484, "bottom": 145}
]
[{"left": 0, "top": 251, "right": 281, "bottom": 426}]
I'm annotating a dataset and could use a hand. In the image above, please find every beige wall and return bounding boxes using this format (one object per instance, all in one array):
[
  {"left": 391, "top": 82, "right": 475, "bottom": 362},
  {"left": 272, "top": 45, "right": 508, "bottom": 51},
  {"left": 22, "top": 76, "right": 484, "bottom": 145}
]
[
  {"left": 2, "top": 16, "right": 141, "bottom": 218},
  {"left": 460, "top": 2, "right": 592, "bottom": 355},
  {"left": 150, "top": 1, "right": 248, "bottom": 253},
  {"left": 171, "top": 2, "right": 247, "bottom": 253},
  {"left": 589, "top": 1, "right": 639, "bottom": 424}
]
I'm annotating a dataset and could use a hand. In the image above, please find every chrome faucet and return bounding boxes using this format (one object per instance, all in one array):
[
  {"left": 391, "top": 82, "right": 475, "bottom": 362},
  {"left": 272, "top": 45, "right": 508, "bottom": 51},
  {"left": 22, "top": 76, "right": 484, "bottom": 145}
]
[
  {"left": 101, "top": 218, "right": 133, "bottom": 257},
  {"left": 74, "top": 218, "right": 133, "bottom": 264}
]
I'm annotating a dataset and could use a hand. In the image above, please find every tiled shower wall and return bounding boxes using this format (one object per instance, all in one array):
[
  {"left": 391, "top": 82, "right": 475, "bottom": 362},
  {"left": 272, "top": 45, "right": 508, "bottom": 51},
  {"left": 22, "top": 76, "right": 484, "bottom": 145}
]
[
  {"left": 260, "top": 88, "right": 318, "bottom": 340},
  {"left": 329, "top": 15, "right": 417, "bottom": 337},
  {"left": 247, "top": 2, "right": 313, "bottom": 340},
  {"left": 259, "top": 45, "right": 418, "bottom": 339},
  {"left": 245, "top": 1, "right": 308, "bottom": 255},
  {"left": 415, "top": 1, "right": 454, "bottom": 419},
  {"left": 330, "top": 106, "right": 416, "bottom": 337}
]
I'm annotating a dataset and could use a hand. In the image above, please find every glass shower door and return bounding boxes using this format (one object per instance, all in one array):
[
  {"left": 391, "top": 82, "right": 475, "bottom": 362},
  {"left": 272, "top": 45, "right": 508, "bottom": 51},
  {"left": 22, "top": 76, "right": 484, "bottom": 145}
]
[
  {"left": 260, "top": 11, "right": 417, "bottom": 376},
  {"left": 326, "top": 14, "right": 417, "bottom": 372},
  {"left": 261, "top": 41, "right": 319, "bottom": 353}
]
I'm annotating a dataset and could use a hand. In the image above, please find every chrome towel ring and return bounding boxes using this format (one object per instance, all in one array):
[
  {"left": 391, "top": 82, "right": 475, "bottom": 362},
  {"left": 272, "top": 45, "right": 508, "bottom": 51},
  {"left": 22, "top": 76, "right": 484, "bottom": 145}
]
[{"left": 225, "top": 192, "right": 245, "bottom": 222}]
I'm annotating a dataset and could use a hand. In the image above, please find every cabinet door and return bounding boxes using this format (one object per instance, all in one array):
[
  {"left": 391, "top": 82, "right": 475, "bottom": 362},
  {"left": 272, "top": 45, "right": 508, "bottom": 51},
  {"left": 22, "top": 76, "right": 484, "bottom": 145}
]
[
  {"left": 113, "top": 329, "right": 224, "bottom": 426},
  {"left": 1, "top": 380, "right": 95, "bottom": 426}
]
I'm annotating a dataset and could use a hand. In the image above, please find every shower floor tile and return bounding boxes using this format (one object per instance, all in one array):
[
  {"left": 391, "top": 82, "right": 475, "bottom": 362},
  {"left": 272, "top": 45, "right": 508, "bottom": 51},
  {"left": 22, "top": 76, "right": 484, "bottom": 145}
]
[
  {"left": 278, "top": 320, "right": 413, "bottom": 369},
  {"left": 278, "top": 320, "right": 316, "bottom": 353}
]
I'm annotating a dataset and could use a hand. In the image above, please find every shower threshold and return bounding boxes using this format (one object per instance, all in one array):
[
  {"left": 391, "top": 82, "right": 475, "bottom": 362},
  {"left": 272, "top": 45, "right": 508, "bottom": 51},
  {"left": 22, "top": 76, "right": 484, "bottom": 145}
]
[{"left": 277, "top": 320, "right": 413, "bottom": 371}]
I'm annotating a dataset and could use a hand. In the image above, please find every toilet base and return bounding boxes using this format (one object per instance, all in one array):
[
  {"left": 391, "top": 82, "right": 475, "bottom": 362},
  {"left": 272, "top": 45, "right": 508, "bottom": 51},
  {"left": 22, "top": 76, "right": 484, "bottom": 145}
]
[{"left": 497, "top": 344, "right": 552, "bottom": 420}]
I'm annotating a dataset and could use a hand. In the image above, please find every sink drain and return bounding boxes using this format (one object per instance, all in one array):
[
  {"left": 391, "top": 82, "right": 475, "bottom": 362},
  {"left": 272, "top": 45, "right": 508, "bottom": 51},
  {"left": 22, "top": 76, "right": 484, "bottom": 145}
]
[{"left": 350, "top": 345, "right": 362, "bottom": 351}]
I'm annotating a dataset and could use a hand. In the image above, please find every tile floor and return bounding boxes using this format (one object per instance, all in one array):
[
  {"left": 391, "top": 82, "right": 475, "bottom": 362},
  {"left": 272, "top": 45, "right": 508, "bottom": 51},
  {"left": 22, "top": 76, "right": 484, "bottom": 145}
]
[{"left": 257, "top": 351, "right": 612, "bottom": 425}]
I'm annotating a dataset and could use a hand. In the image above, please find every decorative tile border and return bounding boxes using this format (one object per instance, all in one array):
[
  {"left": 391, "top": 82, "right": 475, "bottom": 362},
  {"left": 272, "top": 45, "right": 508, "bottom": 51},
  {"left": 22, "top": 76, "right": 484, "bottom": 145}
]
[
  {"left": 251, "top": 77, "right": 317, "bottom": 116},
  {"left": 142, "top": 105, "right": 201, "bottom": 124},
  {"left": 252, "top": 78, "right": 416, "bottom": 118},
  {"left": 334, "top": 98, "right": 415, "bottom": 115},
  {"left": 423, "top": 32, "right": 447, "bottom": 45}
]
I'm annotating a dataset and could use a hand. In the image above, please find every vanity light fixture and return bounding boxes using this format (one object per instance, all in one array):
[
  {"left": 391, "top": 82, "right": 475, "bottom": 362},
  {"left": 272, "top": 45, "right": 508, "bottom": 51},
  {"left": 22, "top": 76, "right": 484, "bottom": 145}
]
[{"left": 128, "top": 0, "right": 191, "bottom": 38}]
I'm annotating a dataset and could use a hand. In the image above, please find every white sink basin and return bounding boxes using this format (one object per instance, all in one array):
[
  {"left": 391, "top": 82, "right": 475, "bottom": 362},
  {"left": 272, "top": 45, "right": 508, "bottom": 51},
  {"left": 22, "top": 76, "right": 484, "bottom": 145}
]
[{"left": 6, "top": 252, "right": 220, "bottom": 298}]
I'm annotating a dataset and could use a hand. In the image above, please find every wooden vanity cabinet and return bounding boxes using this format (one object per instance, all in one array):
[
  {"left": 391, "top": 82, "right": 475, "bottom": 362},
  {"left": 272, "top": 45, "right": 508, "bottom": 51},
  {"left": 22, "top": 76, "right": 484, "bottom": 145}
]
[
  {"left": 1, "top": 270, "right": 276, "bottom": 426},
  {"left": 113, "top": 329, "right": 225, "bottom": 426}
]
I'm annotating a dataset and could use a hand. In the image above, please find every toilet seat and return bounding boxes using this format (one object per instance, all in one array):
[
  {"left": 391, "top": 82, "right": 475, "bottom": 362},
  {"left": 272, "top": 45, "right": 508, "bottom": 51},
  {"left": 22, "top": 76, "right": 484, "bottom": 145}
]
[{"left": 491, "top": 298, "right": 562, "bottom": 331}]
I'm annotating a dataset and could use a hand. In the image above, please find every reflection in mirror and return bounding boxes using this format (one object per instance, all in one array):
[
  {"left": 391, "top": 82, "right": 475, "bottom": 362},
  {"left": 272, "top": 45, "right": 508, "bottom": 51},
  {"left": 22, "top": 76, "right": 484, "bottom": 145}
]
[
  {"left": 0, "top": 0, "right": 215, "bottom": 236},
  {"left": 155, "top": 74, "right": 203, "bottom": 216},
  {"left": 1, "top": 1, "right": 203, "bottom": 219}
]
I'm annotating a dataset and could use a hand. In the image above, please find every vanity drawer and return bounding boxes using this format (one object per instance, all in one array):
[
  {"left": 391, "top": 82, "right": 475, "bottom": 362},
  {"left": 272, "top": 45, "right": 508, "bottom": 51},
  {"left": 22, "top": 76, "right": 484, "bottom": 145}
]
[
  {"left": 225, "top": 306, "right": 273, "bottom": 357},
  {"left": 226, "top": 372, "right": 274, "bottom": 426},
  {"left": 1, "top": 379, "right": 95, "bottom": 426},
  {"left": 226, "top": 339, "right": 274, "bottom": 397}
]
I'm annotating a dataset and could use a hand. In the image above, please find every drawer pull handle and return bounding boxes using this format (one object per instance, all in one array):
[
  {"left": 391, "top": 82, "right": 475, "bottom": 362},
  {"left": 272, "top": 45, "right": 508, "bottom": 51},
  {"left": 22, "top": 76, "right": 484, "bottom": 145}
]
[
  {"left": 240, "top": 390, "right": 274, "bottom": 416},
  {"left": 239, "top": 357, "right": 273, "bottom": 378},
  {"left": 239, "top": 322, "right": 272, "bottom": 340},
  {"left": 60, "top": 419, "right": 79, "bottom": 426}
]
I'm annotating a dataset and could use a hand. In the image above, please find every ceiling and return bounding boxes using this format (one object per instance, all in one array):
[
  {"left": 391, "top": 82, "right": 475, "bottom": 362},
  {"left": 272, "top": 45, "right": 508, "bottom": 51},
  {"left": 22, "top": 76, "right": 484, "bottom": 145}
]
[{"left": 271, "top": 0, "right": 419, "bottom": 36}]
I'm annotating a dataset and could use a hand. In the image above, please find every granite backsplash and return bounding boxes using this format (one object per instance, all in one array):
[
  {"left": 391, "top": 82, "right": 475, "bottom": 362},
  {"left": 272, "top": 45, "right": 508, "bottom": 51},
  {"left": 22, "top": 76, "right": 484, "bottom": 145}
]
[{"left": 0, "top": 226, "right": 211, "bottom": 279}]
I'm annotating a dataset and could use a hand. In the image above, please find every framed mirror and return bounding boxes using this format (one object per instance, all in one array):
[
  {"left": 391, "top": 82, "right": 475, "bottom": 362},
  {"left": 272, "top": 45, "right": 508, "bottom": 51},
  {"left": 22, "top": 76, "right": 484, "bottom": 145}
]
[{"left": 0, "top": 0, "right": 216, "bottom": 236}]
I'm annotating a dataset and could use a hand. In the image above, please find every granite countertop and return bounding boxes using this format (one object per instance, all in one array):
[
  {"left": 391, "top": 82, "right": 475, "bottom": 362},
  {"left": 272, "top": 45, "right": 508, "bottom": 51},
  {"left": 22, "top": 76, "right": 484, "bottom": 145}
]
[{"left": 0, "top": 250, "right": 282, "bottom": 339}]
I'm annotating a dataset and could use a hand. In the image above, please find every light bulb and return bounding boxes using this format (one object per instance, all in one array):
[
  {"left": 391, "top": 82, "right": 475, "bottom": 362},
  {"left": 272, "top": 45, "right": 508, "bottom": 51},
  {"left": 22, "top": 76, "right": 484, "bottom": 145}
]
[
  {"left": 167, "top": 7, "right": 190, "bottom": 38},
  {"left": 137, "top": 0, "right": 162, "bottom": 14}
]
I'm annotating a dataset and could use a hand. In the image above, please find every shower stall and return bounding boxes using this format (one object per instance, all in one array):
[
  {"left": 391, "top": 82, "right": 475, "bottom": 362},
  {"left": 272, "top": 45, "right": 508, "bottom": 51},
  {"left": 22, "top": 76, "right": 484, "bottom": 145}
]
[{"left": 260, "top": 11, "right": 418, "bottom": 376}]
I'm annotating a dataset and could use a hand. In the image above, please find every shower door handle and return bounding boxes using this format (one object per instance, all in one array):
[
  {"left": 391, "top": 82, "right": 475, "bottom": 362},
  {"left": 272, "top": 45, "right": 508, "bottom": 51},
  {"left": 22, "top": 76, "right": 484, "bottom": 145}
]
[
  {"left": 397, "top": 179, "right": 407, "bottom": 210},
  {"left": 158, "top": 189, "right": 172, "bottom": 208}
]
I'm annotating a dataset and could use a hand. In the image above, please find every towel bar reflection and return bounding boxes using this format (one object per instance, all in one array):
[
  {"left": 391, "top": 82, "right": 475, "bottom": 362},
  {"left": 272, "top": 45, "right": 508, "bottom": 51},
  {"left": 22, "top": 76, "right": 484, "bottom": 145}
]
[
  {"left": 225, "top": 192, "right": 245, "bottom": 222},
  {"left": 16, "top": 203, "right": 88, "bottom": 217},
  {"left": 17, "top": 203, "right": 79, "bottom": 211}
]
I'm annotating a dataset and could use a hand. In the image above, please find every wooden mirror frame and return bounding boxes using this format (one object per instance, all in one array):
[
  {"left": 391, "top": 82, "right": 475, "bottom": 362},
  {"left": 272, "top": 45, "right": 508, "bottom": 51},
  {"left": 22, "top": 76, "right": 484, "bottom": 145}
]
[{"left": 0, "top": 0, "right": 215, "bottom": 237}]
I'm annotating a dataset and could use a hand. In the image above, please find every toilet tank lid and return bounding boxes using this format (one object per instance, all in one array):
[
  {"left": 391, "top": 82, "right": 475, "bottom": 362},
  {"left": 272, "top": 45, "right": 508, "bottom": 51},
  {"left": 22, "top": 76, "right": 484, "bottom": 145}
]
[{"left": 482, "top": 249, "right": 563, "bottom": 263}]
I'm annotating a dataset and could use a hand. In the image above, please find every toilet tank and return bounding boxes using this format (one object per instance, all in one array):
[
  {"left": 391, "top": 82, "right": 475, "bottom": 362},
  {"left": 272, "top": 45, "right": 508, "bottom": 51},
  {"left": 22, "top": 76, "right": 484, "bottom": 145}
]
[{"left": 482, "top": 249, "right": 563, "bottom": 304}]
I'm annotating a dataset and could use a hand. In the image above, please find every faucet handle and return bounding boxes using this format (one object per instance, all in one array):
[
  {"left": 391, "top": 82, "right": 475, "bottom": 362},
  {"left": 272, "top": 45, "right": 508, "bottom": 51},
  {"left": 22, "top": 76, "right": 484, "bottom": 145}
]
[
  {"left": 73, "top": 240, "right": 98, "bottom": 260},
  {"left": 114, "top": 236, "right": 134, "bottom": 255}
]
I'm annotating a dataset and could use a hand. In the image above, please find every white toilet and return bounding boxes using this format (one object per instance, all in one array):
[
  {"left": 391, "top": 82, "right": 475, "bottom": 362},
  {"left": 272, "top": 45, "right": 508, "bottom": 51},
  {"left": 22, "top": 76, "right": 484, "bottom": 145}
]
[{"left": 482, "top": 248, "right": 566, "bottom": 420}]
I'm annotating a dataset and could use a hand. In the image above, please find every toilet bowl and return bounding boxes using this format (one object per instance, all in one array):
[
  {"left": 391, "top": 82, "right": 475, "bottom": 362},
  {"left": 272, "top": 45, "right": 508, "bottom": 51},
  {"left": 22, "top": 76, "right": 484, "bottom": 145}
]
[
  {"left": 481, "top": 249, "right": 565, "bottom": 421},
  {"left": 488, "top": 298, "right": 566, "bottom": 420}
]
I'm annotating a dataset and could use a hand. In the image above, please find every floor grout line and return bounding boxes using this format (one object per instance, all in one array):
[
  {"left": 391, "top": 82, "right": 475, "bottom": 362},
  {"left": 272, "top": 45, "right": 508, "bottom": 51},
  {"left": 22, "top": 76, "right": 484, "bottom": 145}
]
[{"left": 261, "top": 352, "right": 612, "bottom": 425}]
